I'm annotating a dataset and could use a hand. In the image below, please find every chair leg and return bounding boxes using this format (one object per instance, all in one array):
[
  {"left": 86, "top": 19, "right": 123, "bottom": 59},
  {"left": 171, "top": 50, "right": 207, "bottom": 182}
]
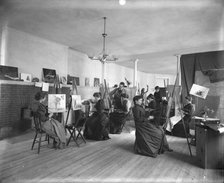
[
  {"left": 31, "top": 133, "right": 38, "bottom": 150},
  {"left": 76, "top": 129, "right": 86, "bottom": 143},
  {"left": 47, "top": 135, "right": 50, "bottom": 144},
  {"left": 66, "top": 129, "right": 72, "bottom": 146},
  {"left": 38, "top": 133, "right": 42, "bottom": 154},
  {"left": 67, "top": 128, "right": 79, "bottom": 147},
  {"left": 71, "top": 130, "right": 80, "bottom": 147}
]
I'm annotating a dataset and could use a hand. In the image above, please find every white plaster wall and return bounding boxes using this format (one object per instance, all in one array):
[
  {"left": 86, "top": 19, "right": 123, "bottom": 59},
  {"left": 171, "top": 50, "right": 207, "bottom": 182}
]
[
  {"left": 6, "top": 28, "right": 68, "bottom": 80},
  {"left": 68, "top": 48, "right": 102, "bottom": 87},
  {"left": 105, "top": 63, "right": 133, "bottom": 87},
  {"left": 4, "top": 27, "right": 175, "bottom": 90}
]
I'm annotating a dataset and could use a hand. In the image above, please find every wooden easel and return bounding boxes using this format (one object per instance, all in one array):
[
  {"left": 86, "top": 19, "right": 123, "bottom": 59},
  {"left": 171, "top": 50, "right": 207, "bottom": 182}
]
[
  {"left": 102, "top": 79, "right": 112, "bottom": 113},
  {"left": 64, "top": 78, "right": 80, "bottom": 146},
  {"left": 164, "top": 72, "right": 192, "bottom": 157}
]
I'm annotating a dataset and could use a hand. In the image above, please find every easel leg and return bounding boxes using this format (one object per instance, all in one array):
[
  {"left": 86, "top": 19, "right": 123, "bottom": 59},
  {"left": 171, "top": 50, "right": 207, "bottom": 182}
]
[{"left": 178, "top": 103, "right": 192, "bottom": 157}]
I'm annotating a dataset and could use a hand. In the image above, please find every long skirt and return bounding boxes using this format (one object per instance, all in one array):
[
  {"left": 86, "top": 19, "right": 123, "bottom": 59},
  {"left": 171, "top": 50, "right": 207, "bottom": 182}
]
[
  {"left": 42, "top": 118, "right": 66, "bottom": 144},
  {"left": 84, "top": 113, "right": 110, "bottom": 140},
  {"left": 134, "top": 121, "right": 169, "bottom": 157}
]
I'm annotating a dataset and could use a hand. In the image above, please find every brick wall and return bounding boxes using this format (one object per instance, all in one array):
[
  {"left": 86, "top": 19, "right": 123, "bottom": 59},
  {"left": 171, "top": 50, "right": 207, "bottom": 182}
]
[{"left": 0, "top": 81, "right": 71, "bottom": 139}]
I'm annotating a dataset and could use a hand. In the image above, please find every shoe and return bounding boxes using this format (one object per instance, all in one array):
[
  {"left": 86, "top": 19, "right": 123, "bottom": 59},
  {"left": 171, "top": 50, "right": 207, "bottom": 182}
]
[
  {"left": 47, "top": 143, "right": 57, "bottom": 149},
  {"left": 57, "top": 142, "right": 66, "bottom": 149},
  {"left": 167, "top": 148, "right": 173, "bottom": 152}
]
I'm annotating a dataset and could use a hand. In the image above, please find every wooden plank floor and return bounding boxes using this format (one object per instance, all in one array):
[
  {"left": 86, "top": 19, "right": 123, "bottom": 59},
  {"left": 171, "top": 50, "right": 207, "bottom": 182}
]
[{"left": 0, "top": 129, "right": 223, "bottom": 183}]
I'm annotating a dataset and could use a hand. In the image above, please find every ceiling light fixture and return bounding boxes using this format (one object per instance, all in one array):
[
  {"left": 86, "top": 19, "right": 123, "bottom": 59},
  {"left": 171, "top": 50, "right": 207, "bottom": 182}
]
[{"left": 119, "top": 0, "right": 126, "bottom": 6}]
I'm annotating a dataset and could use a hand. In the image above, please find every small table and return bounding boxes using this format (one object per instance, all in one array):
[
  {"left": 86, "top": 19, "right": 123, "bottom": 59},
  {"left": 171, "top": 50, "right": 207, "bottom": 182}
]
[{"left": 196, "top": 124, "right": 224, "bottom": 169}]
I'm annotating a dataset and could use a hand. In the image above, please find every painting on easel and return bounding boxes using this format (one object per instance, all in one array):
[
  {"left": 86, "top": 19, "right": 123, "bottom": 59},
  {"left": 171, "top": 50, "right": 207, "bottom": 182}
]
[
  {"left": 190, "top": 84, "right": 209, "bottom": 99},
  {"left": 71, "top": 95, "right": 82, "bottom": 110},
  {"left": 48, "top": 94, "right": 66, "bottom": 113}
]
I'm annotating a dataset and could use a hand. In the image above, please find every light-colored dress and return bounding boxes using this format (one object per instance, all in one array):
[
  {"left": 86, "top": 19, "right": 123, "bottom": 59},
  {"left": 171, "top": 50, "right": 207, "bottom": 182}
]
[{"left": 33, "top": 102, "right": 66, "bottom": 144}]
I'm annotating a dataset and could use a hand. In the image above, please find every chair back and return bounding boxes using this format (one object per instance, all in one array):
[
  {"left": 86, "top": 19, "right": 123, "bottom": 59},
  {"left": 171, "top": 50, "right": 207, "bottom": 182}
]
[
  {"left": 33, "top": 112, "right": 43, "bottom": 132},
  {"left": 73, "top": 110, "right": 87, "bottom": 128}
]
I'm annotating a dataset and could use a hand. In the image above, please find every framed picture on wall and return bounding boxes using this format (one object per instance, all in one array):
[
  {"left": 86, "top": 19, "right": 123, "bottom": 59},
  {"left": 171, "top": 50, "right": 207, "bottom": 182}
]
[
  {"left": 42, "top": 68, "right": 56, "bottom": 83},
  {"left": 0, "top": 65, "right": 18, "bottom": 80},
  {"left": 20, "top": 73, "right": 32, "bottom": 82},
  {"left": 67, "top": 75, "right": 80, "bottom": 86},
  {"left": 85, "top": 77, "right": 90, "bottom": 86},
  {"left": 94, "top": 78, "right": 100, "bottom": 87}
]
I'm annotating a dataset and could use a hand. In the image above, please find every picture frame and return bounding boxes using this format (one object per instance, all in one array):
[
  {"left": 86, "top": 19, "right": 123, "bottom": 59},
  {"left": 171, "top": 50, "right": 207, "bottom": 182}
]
[
  {"left": 94, "top": 78, "right": 100, "bottom": 87},
  {"left": 67, "top": 75, "right": 80, "bottom": 86},
  {"left": 85, "top": 77, "right": 90, "bottom": 86},
  {"left": 42, "top": 68, "right": 56, "bottom": 83},
  {"left": 0, "top": 65, "right": 18, "bottom": 80},
  {"left": 20, "top": 73, "right": 32, "bottom": 82}
]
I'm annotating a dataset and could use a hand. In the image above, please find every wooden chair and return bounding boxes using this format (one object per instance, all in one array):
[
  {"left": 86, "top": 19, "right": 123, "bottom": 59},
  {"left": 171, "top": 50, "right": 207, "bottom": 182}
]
[
  {"left": 31, "top": 112, "right": 54, "bottom": 154},
  {"left": 120, "top": 110, "right": 132, "bottom": 133},
  {"left": 65, "top": 109, "right": 87, "bottom": 146}
]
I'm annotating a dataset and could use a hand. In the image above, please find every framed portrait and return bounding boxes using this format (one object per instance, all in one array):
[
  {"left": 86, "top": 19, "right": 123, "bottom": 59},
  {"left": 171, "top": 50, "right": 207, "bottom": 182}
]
[
  {"left": 67, "top": 75, "right": 80, "bottom": 86},
  {"left": 20, "top": 73, "right": 32, "bottom": 82},
  {"left": 94, "top": 78, "right": 100, "bottom": 87},
  {"left": 48, "top": 94, "right": 66, "bottom": 113},
  {"left": 85, "top": 77, "right": 90, "bottom": 86},
  {"left": 42, "top": 68, "right": 56, "bottom": 83},
  {"left": 190, "top": 84, "right": 209, "bottom": 99}
]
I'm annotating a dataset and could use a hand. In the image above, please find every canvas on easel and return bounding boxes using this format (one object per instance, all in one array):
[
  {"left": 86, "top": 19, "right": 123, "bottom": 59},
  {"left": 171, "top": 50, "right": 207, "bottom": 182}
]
[
  {"left": 190, "top": 84, "right": 209, "bottom": 99},
  {"left": 71, "top": 95, "right": 82, "bottom": 110},
  {"left": 48, "top": 94, "right": 66, "bottom": 113}
]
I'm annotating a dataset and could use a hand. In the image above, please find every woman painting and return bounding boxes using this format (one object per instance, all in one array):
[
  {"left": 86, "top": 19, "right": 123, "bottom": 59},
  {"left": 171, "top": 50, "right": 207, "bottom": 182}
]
[
  {"left": 32, "top": 91, "right": 66, "bottom": 149},
  {"left": 132, "top": 95, "right": 173, "bottom": 158},
  {"left": 109, "top": 93, "right": 131, "bottom": 134},
  {"left": 84, "top": 92, "right": 110, "bottom": 140}
]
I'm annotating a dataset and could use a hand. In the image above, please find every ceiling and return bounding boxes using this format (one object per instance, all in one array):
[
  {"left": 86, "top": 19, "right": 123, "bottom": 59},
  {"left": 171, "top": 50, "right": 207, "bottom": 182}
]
[{"left": 1, "top": 0, "right": 224, "bottom": 74}]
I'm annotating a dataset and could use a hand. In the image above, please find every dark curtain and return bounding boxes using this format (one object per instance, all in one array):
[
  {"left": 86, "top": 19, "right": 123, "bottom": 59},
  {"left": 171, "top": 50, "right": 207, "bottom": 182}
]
[{"left": 180, "top": 50, "right": 224, "bottom": 101}]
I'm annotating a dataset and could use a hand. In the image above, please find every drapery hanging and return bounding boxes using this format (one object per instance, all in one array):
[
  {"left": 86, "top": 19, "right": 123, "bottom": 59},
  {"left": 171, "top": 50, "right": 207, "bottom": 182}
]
[{"left": 180, "top": 50, "right": 224, "bottom": 101}]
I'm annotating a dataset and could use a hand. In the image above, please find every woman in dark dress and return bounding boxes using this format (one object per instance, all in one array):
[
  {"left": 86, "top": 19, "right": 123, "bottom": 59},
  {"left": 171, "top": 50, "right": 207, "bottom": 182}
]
[
  {"left": 145, "top": 93, "right": 156, "bottom": 116},
  {"left": 132, "top": 95, "right": 173, "bottom": 158},
  {"left": 32, "top": 91, "right": 66, "bottom": 148},
  {"left": 154, "top": 86, "right": 162, "bottom": 110},
  {"left": 172, "top": 95, "right": 194, "bottom": 137},
  {"left": 84, "top": 92, "right": 110, "bottom": 140},
  {"left": 109, "top": 93, "right": 131, "bottom": 134}
]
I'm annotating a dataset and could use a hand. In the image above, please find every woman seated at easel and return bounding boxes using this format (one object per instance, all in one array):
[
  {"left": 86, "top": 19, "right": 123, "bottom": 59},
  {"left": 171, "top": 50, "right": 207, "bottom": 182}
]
[
  {"left": 32, "top": 91, "right": 67, "bottom": 149},
  {"left": 172, "top": 95, "right": 194, "bottom": 137},
  {"left": 132, "top": 95, "right": 173, "bottom": 158},
  {"left": 109, "top": 93, "right": 131, "bottom": 134},
  {"left": 83, "top": 92, "right": 110, "bottom": 140}
]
